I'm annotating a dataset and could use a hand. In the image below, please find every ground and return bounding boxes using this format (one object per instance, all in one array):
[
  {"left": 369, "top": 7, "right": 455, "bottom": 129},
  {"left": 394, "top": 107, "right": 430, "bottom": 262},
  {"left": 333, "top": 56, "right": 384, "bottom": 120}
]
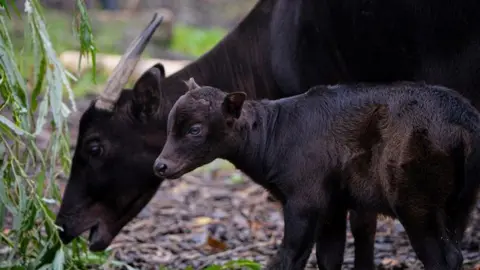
[{"left": 55, "top": 98, "right": 480, "bottom": 270}]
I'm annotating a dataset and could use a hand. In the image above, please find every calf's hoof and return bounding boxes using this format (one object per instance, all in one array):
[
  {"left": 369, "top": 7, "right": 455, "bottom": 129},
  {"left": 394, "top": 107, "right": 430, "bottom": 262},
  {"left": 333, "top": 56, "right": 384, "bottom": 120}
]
[
  {"left": 353, "top": 263, "right": 375, "bottom": 270},
  {"left": 265, "top": 254, "right": 300, "bottom": 270},
  {"left": 265, "top": 254, "right": 282, "bottom": 270},
  {"left": 353, "top": 257, "right": 375, "bottom": 270}
]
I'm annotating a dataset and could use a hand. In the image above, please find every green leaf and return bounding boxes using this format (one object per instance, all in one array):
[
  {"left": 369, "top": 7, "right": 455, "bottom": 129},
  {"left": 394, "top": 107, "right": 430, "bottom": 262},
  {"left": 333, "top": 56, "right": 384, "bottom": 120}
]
[
  {"left": 0, "top": 114, "right": 30, "bottom": 137},
  {"left": 75, "top": 0, "right": 97, "bottom": 82},
  {"left": 37, "top": 263, "right": 52, "bottom": 270},
  {"left": 0, "top": 202, "right": 5, "bottom": 229},
  {"left": 31, "top": 55, "right": 47, "bottom": 111},
  {"left": 0, "top": 0, "right": 103, "bottom": 268},
  {"left": 52, "top": 248, "right": 65, "bottom": 270},
  {"left": 7, "top": 0, "right": 20, "bottom": 18},
  {"left": 224, "top": 259, "right": 262, "bottom": 270},
  {"left": 36, "top": 239, "right": 60, "bottom": 269},
  {"left": 228, "top": 171, "right": 244, "bottom": 184},
  {"left": 0, "top": 0, "right": 12, "bottom": 19},
  {"left": 0, "top": 266, "right": 25, "bottom": 270},
  {"left": 22, "top": 199, "right": 37, "bottom": 232},
  {"left": 203, "top": 265, "right": 222, "bottom": 270},
  {"left": 110, "top": 261, "right": 138, "bottom": 270},
  {"left": 34, "top": 97, "right": 49, "bottom": 136}
]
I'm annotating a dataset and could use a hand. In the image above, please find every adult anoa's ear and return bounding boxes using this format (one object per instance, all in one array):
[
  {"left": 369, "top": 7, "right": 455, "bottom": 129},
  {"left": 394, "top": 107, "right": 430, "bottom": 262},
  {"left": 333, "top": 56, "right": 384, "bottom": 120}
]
[
  {"left": 222, "top": 92, "right": 246, "bottom": 119},
  {"left": 131, "top": 63, "right": 165, "bottom": 119}
]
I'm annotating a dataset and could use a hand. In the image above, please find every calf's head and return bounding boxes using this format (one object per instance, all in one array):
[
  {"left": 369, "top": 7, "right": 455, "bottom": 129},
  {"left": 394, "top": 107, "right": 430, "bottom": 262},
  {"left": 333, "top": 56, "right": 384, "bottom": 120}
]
[
  {"left": 55, "top": 14, "right": 170, "bottom": 251},
  {"left": 154, "top": 78, "right": 246, "bottom": 179}
]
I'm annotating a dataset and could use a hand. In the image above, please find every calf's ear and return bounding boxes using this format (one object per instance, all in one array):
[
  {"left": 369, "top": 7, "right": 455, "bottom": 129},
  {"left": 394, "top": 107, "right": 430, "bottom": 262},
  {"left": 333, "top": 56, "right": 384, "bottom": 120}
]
[
  {"left": 222, "top": 92, "right": 247, "bottom": 119},
  {"left": 184, "top": 77, "right": 201, "bottom": 91},
  {"left": 131, "top": 63, "right": 165, "bottom": 120}
]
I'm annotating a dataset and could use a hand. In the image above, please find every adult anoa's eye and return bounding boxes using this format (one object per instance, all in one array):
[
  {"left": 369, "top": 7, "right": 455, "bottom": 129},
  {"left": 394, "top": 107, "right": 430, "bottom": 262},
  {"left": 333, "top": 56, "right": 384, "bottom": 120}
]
[
  {"left": 88, "top": 141, "right": 103, "bottom": 157},
  {"left": 187, "top": 124, "right": 202, "bottom": 136}
]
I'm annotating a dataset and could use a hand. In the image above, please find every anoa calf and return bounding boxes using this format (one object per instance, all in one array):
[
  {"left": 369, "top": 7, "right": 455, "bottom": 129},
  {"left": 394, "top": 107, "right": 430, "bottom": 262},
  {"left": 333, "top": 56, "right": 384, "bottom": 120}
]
[{"left": 154, "top": 79, "right": 480, "bottom": 270}]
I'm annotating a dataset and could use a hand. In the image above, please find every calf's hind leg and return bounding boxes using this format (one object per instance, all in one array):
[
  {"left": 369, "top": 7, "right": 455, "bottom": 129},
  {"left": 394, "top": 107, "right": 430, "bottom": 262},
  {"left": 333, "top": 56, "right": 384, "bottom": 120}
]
[
  {"left": 446, "top": 157, "right": 480, "bottom": 247},
  {"left": 314, "top": 207, "right": 377, "bottom": 270},
  {"left": 443, "top": 178, "right": 479, "bottom": 269},
  {"left": 395, "top": 205, "right": 463, "bottom": 270},
  {"left": 392, "top": 128, "right": 463, "bottom": 269}
]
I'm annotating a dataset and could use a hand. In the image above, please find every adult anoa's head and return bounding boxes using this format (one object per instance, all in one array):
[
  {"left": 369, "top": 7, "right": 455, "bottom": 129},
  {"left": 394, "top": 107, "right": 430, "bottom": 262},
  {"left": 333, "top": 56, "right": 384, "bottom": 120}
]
[
  {"left": 55, "top": 13, "right": 172, "bottom": 251},
  {"left": 56, "top": 0, "right": 281, "bottom": 251}
]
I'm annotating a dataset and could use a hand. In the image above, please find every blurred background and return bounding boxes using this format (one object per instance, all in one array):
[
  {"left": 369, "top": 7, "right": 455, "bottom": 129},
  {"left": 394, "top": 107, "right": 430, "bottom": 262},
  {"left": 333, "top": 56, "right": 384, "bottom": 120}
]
[
  {"left": 4, "top": 0, "right": 260, "bottom": 148},
  {"left": 6, "top": 0, "right": 257, "bottom": 98}
]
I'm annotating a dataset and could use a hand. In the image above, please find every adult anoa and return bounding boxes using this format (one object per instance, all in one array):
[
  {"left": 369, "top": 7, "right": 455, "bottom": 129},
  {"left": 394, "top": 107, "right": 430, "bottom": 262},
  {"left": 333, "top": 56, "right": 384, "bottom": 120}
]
[
  {"left": 154, "top": 79, "right": 480, "bottom": 270},
  {"left": 56, "top": 0, "right": 480, "bottom": 267}
]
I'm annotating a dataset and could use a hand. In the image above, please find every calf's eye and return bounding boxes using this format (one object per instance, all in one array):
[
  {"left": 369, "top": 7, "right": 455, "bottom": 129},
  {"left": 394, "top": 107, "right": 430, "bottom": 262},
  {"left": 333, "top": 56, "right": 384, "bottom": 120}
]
[{"left": 187, "top": 124, "right": 202, "bottom": 136}]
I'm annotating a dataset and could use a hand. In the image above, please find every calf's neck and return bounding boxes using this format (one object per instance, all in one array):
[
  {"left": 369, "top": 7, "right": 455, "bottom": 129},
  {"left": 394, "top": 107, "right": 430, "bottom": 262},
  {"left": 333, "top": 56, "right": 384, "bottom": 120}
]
[{"left": 154, "top": 79, "right": 480, "bottom": 270}]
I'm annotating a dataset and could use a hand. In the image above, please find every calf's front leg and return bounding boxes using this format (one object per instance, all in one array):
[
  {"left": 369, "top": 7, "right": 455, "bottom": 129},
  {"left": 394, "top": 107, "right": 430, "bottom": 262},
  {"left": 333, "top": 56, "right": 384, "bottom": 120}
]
[
  {"left": 315, "top": 204, "right": 347, "bottom": 270},
  {"left": 266, "top": 198, "right": 319, "bottom": 270},
  {"left": 349, "top": 210, "right": 377, "bottom": 270}
]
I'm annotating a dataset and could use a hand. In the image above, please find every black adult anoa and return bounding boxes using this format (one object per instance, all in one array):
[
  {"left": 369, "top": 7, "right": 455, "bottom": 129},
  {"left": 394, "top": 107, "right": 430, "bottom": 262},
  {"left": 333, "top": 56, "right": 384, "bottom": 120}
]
[{"left": 56, "top": 0, "right": 480, "bottom": 269}]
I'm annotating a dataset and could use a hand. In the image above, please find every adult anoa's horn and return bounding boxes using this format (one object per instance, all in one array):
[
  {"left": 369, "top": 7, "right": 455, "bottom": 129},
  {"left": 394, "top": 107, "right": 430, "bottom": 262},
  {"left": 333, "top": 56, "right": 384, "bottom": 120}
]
[{"left": 95, "top": 13, "right": 164, "bottom": 111}]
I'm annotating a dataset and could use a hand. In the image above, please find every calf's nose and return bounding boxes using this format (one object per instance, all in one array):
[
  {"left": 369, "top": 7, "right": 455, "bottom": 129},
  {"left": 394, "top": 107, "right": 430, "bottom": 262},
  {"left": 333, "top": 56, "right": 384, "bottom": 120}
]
[{"left": 153, "top": 161, "right": 168, "bottom": 177}]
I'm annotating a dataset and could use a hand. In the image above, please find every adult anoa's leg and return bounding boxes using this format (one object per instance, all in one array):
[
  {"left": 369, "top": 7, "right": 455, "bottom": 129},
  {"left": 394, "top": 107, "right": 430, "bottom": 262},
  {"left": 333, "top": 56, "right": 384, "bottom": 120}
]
[
  {"left": 265, "top": 195, "right": 319, "bottom": 270},
  {"left": 314, "top": 204, "right": 347, "bottom": 270},
  {"left": 349, "top": 210, "right": 377, "bottom": 270}
]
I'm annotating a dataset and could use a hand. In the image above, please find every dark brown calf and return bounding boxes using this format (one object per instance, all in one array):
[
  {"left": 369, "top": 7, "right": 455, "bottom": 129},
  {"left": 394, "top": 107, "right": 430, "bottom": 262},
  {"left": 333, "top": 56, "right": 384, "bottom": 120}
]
[{"left": 154, "top": 79, "right": 480, "bottom": 270}]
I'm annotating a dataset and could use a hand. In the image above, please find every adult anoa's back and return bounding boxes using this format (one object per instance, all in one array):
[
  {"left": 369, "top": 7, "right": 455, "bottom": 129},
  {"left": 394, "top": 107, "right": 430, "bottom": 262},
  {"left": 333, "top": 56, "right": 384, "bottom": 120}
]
[{"left": 154, "top": 79, "right": 480, "bottom": 270}]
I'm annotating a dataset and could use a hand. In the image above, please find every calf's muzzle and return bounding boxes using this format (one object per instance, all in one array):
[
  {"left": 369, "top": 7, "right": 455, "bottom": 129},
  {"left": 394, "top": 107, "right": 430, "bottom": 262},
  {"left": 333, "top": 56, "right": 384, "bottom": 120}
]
[
  {"left": 153, "top": 154, "right": 185, "bottom": 179},
  {"left": 153, "top": 161, "right": 167, "bottom": 177}
]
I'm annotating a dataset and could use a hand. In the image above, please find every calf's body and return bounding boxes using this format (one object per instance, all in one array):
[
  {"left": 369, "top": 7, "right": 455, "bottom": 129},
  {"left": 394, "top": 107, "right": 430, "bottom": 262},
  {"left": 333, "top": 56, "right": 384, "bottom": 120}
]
[{"left": 155, "top": 81, "right": 480, "bottom": 270}]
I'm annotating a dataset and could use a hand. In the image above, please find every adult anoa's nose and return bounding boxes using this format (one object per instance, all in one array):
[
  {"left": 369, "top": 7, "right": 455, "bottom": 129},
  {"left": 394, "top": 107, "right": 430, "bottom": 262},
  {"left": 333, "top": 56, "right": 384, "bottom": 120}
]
[
  {"left": 55, "top": 218, "right": 75, "bottom": 244},
  {"left": 153, "top": 161, "right": 167, "bottom": 177}
]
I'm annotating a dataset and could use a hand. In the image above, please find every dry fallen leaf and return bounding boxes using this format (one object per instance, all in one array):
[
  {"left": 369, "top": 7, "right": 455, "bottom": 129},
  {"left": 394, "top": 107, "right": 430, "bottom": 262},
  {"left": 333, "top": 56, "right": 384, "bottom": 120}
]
[
  {"left": 381, "top": 258, "right": 401, "bottom": 267},
  {"left": 249, "top": 220, "right": 263, "bottom": 232},
  {"left": 206, "top": 235, "right": 228, "bottom": 251},
  {"left": 193, "top": 216, "right": 214, "bottom": 226},
  {"left": 171, "top": 181, "right": 192, "bottom": 194}
]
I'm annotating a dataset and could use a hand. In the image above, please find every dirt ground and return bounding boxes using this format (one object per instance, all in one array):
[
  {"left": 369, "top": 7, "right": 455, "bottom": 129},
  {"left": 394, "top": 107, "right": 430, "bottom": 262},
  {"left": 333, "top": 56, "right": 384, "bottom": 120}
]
[{"left": 52, "top": 97, "right": 480, "bottom": 270}]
